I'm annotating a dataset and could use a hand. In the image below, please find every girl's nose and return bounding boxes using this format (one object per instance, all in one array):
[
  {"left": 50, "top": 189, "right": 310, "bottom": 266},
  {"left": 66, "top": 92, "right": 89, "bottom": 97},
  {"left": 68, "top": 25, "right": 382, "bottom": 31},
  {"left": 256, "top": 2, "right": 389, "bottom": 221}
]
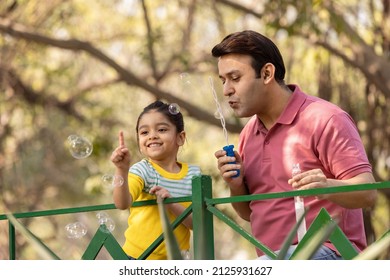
[{"left": 148, "top": 132, "right": 158, "bottom": 139}]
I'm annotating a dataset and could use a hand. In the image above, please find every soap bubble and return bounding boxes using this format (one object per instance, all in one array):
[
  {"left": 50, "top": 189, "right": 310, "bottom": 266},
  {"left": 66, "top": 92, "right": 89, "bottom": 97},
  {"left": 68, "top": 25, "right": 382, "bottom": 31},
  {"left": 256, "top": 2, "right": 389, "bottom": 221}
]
[
  {"left": 101, "top": 174, "right": 124, "bottom": 188},
  {"left": 214, "top": 110, "right": 223, "bottom": 119},
  {"left": 179, "top": 72, "right": 191, "bottom": 85},
  {"left": 168, "top": 103, "right": 180, "bottom": 115},
  {"left": 65, "top": 222, "right": 87, "bottom": 239},
  {"left": 96, "top": 211, "right": 115, "bottom": 233},
  {"left": 67, "top": 134, "right": 93, "bottom": 159},
  {"left": 96, "top": 211, "right": 109, "bottom": 220}
]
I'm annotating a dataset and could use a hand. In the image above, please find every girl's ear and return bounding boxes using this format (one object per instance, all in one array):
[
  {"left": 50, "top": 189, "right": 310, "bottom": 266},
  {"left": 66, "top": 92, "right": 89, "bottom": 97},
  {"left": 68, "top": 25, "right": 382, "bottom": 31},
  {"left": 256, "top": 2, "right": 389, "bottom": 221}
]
[{"left": 177, "top": 131, "right": 186, "bottom": 146}]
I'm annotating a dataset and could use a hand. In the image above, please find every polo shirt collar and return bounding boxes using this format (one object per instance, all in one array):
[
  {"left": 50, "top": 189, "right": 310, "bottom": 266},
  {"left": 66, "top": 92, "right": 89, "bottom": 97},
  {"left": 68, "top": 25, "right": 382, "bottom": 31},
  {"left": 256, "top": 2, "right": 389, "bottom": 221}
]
[
  {"left": 277, "top": 84, "right": 306, "bottom": 125},
  {"left": 253, "top": 84, "right": 307, "bottom": 132}
]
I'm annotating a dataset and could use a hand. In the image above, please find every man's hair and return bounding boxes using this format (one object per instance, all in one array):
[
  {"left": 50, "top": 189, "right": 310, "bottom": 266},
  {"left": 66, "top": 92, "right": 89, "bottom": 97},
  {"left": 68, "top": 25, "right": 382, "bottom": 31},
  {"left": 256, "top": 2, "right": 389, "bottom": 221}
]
[{"left": 211, "top": 30, "right": 286, "bottom": 83}]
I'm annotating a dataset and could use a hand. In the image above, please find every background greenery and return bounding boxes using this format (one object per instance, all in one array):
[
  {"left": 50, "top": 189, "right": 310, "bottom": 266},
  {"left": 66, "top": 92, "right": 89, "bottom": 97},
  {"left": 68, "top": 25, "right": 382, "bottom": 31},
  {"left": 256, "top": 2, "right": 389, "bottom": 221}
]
[{"left": 0, "top": 0, "right": 389, "bottom": 259}]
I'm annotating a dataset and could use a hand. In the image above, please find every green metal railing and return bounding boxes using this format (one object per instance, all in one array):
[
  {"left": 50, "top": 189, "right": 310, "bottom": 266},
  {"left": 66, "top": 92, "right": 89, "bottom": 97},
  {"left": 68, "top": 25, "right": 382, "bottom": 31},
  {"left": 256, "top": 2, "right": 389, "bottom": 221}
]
[{"left": 1, "top": 175, "right": 389, "bottom": 259}]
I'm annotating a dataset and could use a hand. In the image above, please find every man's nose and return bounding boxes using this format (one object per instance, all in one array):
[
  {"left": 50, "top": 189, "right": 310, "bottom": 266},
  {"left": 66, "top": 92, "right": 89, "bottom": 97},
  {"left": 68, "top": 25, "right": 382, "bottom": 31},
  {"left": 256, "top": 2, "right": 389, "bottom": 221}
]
[{"left": 223, "top": 81, "right": 234, "bottom": 97}]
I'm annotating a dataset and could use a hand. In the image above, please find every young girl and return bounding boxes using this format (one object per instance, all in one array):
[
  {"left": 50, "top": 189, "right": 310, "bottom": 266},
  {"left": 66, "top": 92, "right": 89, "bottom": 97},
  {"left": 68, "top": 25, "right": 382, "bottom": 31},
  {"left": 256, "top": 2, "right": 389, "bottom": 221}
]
[{"left": 110, "top": 100, "right": 201, "bottom": 260}]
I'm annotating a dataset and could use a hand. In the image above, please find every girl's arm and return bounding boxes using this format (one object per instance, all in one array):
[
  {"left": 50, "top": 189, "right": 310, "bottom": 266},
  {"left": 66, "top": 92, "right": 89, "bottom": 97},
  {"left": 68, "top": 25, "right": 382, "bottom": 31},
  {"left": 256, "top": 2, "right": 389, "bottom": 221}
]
[
  {"left": 112, "top": 168, "right": 132, "bottom": 209},
  {"left": 111, "top": 131, "right": 133, "bottom": 209}
]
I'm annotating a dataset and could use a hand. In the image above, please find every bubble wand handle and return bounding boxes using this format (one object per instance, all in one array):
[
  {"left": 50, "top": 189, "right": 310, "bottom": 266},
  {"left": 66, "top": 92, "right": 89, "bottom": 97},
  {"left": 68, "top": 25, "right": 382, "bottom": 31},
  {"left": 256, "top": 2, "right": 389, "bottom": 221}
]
[
  {"left": 209, "top": 77, "right": 240, "bottom": 178},
  {"left": 292, "top": 163, "right": 307, "bottom": 242},
  {"left": 223, "top": 144, "right": 240, "bottom": 178}
]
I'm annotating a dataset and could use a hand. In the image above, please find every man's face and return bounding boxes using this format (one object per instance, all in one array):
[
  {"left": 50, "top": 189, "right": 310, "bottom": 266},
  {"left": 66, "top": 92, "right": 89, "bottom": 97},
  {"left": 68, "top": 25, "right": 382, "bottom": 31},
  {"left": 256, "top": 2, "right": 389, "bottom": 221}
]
[{"left": 217, "top": 53, "right": 265, "bottom": 118}]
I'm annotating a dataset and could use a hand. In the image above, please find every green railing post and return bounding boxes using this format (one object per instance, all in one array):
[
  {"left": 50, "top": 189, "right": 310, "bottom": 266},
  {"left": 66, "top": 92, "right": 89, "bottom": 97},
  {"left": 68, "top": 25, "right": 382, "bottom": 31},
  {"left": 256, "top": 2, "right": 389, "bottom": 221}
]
[
  {"left": 192, "top": 175, "right": 214, "bottom": 260},
  {"left": 9, "top": 221, "right": 16, "bottom": 260}
]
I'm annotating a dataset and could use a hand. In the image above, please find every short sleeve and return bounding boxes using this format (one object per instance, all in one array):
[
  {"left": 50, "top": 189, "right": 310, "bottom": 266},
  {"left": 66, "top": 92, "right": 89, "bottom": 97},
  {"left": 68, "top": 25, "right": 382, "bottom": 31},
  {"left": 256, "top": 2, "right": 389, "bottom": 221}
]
[{"left": 316, "top": 112, "right": 371, "bottom": 179}]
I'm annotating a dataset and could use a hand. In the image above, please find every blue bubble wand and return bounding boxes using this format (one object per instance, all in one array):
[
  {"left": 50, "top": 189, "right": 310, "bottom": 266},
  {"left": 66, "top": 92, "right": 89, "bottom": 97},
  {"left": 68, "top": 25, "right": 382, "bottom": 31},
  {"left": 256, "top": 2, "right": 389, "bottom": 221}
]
[{"left": 209, "top": 77, "right": 239, "bottom": 178}]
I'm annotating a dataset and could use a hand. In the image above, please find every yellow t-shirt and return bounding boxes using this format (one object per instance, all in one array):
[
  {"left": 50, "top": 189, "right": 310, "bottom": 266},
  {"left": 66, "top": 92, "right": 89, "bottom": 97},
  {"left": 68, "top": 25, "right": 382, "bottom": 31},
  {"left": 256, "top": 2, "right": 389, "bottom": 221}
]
[{"left": 122, "top": 159, "right": 201, "bottom": 259}]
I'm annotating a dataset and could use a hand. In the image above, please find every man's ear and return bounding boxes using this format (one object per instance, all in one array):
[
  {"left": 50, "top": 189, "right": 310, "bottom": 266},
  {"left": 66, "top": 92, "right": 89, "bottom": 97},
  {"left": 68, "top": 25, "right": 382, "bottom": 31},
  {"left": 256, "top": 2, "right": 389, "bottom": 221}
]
[{"left": 262, "top": 63, "right": 275, "bottom": 83}]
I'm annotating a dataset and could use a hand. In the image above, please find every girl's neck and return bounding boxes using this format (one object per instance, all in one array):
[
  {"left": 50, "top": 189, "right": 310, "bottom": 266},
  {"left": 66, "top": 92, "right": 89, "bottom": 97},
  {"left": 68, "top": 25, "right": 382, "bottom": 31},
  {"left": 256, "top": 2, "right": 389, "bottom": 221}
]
[{"left": 149, "top": 158, "right": 181, "bottom": 173}]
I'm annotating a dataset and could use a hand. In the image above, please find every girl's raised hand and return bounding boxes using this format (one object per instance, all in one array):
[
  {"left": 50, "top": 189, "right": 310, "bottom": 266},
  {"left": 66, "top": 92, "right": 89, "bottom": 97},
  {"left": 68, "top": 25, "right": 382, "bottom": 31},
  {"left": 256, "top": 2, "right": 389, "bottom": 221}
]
[{"left": 110, "top": 131, "right": 131, "bottom": 171}]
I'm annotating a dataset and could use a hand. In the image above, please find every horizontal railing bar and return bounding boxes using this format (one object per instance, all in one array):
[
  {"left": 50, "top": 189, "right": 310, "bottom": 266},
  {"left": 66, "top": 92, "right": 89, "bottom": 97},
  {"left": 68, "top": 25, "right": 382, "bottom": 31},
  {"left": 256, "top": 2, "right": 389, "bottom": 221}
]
[
  {"left": 132, "top": 196, "right": 192, "bottom": 206},
  {"left": 0, "top": 196, "right": 193, "bottom": 221},
  {"left": 0, "top": 204, "right": 116, "bottom": 220},
  {"left": 205, "top": 181, "right": 390, "bottom": 206}
]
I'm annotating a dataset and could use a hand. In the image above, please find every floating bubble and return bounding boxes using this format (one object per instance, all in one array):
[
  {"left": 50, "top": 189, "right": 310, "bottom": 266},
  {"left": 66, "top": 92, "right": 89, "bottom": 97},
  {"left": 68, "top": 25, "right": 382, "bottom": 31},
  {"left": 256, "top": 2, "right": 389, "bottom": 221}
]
[
  {"left": 67, "top": 134, "right": 93, "bottom": 159},
  {"left": 101, "top": 174, "right": 124, "bottom": 188},
  {"left": 65, "top": 222, "right": 87, "bottom": 239},
  {"left": 96, "top": 211, "right": 110, "bottom": 220},
  {"left": 168, "top": 103, "right": 180, "bottom": 115},
  {"left": 214, "top": 110, "right": 222, "bottom": 120},
  {"left": 96, "top": 211, "right": 115, "bottom": 233},
  {"left": 179, "top": 72, "right": 191, "bottom": 85}
]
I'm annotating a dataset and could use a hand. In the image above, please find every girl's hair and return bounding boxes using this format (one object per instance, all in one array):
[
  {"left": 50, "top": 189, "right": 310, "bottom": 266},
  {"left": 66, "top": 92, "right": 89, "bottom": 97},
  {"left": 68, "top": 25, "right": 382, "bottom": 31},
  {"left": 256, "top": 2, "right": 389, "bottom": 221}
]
[
  {"left": 211, "top": 30, "right": 286, "bottom": 84},
  {"left": 136, "top": 100, "right": 184, "bottom": 134}
]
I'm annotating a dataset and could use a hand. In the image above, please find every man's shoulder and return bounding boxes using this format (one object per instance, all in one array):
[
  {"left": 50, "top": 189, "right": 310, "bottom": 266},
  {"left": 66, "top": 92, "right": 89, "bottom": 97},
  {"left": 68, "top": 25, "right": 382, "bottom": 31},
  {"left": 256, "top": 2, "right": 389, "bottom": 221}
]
[{"left": 301, "top": 94, "right": 349, "bottom": 123}]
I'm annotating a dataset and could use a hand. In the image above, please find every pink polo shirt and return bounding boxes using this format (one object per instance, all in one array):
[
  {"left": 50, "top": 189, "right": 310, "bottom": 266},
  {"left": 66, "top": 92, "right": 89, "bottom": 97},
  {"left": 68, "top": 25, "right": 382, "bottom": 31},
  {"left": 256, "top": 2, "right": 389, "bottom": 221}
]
[{"left": 238, "top": 85, "right": 371, "bottom": 256}]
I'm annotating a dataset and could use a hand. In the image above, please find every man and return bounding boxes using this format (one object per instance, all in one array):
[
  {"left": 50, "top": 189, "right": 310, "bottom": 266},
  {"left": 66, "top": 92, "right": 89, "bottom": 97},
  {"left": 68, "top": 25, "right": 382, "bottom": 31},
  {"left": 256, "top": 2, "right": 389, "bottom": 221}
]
[{"left": 212, "top": 30, "right": 377, "bottom": 259}]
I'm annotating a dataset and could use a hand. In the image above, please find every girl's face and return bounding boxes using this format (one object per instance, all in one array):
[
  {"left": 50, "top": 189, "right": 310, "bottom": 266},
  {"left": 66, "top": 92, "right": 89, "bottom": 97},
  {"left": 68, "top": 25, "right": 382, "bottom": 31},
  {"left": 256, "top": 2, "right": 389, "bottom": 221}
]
[{"left": 137, "top": 110, "right": 185, "bottom": 162}]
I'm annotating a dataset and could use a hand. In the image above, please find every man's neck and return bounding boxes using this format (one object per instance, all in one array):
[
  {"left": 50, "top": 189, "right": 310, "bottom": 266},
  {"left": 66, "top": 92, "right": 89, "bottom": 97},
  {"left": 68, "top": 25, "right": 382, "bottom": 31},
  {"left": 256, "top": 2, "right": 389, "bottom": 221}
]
[{"left": 257, "top": 85, "right": 293, "bottom": 130}]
